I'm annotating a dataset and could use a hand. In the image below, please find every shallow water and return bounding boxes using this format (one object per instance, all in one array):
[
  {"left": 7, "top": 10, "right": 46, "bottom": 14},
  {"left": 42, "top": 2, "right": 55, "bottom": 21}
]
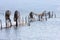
[{"left": 0, "top": 18, "right": 60, "bottom": 40}]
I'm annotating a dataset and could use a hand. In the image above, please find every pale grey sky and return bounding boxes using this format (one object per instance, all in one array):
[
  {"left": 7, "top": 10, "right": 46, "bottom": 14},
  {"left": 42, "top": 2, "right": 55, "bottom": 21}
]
[{"left": 0, "top": 0, "right": 60, "bottom": 12}]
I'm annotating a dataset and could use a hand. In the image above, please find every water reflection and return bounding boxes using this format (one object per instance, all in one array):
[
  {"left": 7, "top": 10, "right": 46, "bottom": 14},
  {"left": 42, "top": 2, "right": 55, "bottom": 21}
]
[{"left": 0, "top": 27, "right": 21, "bottom": 40}]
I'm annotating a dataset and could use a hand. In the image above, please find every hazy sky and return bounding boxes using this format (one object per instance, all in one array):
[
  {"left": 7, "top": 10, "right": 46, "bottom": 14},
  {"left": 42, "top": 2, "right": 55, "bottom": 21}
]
[{"left": 0, "top": 0, "right": 60, "bottom": 12}]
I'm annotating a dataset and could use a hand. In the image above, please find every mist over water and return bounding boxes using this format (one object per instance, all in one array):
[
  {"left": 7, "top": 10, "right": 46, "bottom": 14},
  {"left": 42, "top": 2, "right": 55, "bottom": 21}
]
[
  {"left": 0, "top": 0, "right": 60, "bottom": 27},
  {"left": 0, "top": 0, "right": 60, "bottom": 22},
  {"left": 0, "top": 0, "right": 60, "bottom": 16}
]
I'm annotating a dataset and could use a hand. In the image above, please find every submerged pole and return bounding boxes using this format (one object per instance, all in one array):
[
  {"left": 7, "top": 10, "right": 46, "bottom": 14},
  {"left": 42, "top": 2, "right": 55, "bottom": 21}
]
[
  {"left": 28, "top": 16, "right": 30, "bottom": 26},
  {"left": 0, "top": 20, "right": 2, "bottom": 29},
  {"left": 38, "top": 15, "right": 41, "bottom": 21}
]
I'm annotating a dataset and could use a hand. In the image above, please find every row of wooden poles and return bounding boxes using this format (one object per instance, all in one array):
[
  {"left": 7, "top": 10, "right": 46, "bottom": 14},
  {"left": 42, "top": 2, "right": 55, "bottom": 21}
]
[
  {"left": 0, "top": 10, "right": 30, "bottom": 29},
  {"left": 0, "top": 16, "right": 30, "bottom": 29},
  {"left": 0, "top": 10, "right": 56, "bottom": 29}
]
